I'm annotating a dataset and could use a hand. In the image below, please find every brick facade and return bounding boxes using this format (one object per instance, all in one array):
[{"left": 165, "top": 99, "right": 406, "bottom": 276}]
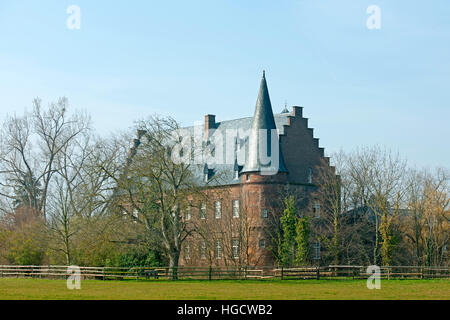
[{"left": 180, "top": 101, "right": 332, "bottom": 267}]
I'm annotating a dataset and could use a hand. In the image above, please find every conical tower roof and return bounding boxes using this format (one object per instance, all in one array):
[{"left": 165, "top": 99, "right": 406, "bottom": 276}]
[{"left": 241, "top": 71, "right": 287, "bottom": 175}]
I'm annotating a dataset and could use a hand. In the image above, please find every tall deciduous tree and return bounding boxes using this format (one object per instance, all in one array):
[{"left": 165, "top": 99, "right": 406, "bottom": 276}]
[{"left": 111, "top": 116, "right": 205, "bottom": 278}]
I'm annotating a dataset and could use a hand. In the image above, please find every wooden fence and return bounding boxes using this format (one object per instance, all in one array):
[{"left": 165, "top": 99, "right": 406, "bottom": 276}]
[{"left": 0, "top": 265, "right": 448, "bottom": 281}]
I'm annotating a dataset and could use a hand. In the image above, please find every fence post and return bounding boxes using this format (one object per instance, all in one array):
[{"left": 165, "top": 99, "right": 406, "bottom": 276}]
[
  {"left": 281, "top": 267, "right": 284, "bottom": 280},
  {"left": 316, "top": 266, "right": 320, "bottom": 280},
  {"left": 208, "top": 266, "right": 212, "bottom": 281}
]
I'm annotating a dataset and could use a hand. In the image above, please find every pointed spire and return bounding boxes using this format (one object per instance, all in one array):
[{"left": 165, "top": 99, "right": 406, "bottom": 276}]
[{"left": 242, "top": 72, "right": 287, "bottom": 174}]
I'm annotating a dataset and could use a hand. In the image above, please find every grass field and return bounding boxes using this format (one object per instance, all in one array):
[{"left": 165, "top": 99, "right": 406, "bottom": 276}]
[{"left": 0, "top": 278, "right": 449, "bottom": 300}]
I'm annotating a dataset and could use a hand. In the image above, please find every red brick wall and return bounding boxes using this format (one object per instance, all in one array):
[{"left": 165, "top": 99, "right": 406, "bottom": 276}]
[
  {"left": 280, "top": 106, "right": 329, "bottom": 185},
  {"left": 180, "top": 106, "right": 334, "bottom": 267}
]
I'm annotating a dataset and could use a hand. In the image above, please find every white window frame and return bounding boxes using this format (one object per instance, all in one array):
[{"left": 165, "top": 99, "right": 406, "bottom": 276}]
[
  {"left": 307, "top": 168, "right": 313, "bottom": 184},
  {"left": 215, "top": 240, "right": 222, "bottom": 259},
  {"left": 232, "top": 200, "right": 239, "bottom": 218},
  {"left": 184, "top": 206, "right": 191, "bottom": 221},
  {"left": 261, "top": 209, "right": 268, "bottom": 219},
  {"left": 185, "top": 243, "right": 190, "bottom": 260},
  {"left": 313, "top": 202, "right": 321, "bottom": 218},
  {"left": 200, "top": 241, "right": 207, "bottom": 259},
  {"left": 200, "top": 202, "right": 206, "bottom": 220},
  {"left": 313, "top": 242, "right": 321, "bottom": 260},
  {"left": 215, "top": 201, "right": 222, "bottom": 219},
  {"left": 259, "top": 239, "right": 265, "bottom": 249},
  {"left": 232, "top": 239, "right": 239, "bottom": 259}
]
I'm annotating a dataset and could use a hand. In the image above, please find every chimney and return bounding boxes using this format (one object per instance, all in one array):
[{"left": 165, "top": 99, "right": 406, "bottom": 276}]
[
  {"left": 292, "top": 106, "right": 303, "bottom": 117},
  {"left": 204, "top": 114, "right": 216, "bottom": 138}
]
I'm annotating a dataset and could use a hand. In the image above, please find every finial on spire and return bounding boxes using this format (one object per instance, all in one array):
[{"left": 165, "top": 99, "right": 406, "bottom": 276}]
[
  {"left": 262, "top": 70, "right": 265, "bottom": 78},
  {"left": 282, "top": 100, "right": 289, "bottom": 114}
]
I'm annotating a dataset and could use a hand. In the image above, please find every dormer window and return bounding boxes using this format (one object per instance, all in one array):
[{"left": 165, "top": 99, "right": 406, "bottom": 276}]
[
  {"left": 203, "top": 164, "right": 210, "bottom": 183},
  {"left": 233, "top": 155, "right": 240, "bottom": 181},
  {"left": 307, "top": 168, "right": 312, "bottom": 184}
]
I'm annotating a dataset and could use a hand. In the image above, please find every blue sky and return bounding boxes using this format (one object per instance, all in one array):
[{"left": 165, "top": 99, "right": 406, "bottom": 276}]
[{"left": 0, "top": 0, "right": 449, "bottom": 168}]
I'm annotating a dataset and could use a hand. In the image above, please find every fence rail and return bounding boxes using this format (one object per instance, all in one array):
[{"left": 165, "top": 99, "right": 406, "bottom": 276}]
[{"left": 0, "top": 265, "right": 448, "bottom": 281}]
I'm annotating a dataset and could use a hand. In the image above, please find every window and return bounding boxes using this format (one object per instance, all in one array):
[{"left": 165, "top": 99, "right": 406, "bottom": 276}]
[
  {"left": 313, "top": 202, "right": 321, "bottom": 218},
  {"left": 246, "top": 174, "right": 250, "bottom": 182},
  {"left": 184, "top": 243, "right": 190, "bottom": 260},
  {"left": 234, "top": 170, "right": 239, "bottom": 180},
  {"left": 307, "top": 168, "right": 312, "bottom": 184},
  {"left": 204, "top": 173, "right": 209, "bottom": 183},
  {"left": 232, "top": 200, "right": 239, "bottom": 218},
  {"left": 259, "top": 239, "right": 266, "bottom": 249},
  {"left": 132, "top": 208, "right": 139, "bottom": 223},
  {"left": 261, "top": 209, "right": 268, "bottom": 219},
  {"left": 313, "top": 242, "right": 320, "bottom": 260},
  {"left": 200, "top": 202, "right": 206, "bottom": 220},
  {"left": 232, "top": 240, "right": 239, "bottom": 259},
  {"left": 215, "top": 201, "right": 222, "bottom": 219},
  {"left": 215, "top": 240, "right": 222, "bottom": 259},
  {"left": 184, "top": 206, "right": 191, "bottom": 221},
  {"left": 200, "top": 241, "right": 207, "bottom": 259}
]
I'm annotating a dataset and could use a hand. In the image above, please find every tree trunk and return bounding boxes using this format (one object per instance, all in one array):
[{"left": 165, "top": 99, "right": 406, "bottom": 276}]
[{"left": 169, "top": 251, "right": 180, "bottom": 280}]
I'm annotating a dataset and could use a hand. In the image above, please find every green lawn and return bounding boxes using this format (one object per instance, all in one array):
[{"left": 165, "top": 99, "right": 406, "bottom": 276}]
[{"left": 0, "top": 278, "right": 448, "bottom": 300}]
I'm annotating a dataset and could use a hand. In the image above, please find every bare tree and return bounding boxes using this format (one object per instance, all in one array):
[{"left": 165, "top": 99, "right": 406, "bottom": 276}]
[
  {"left": 0, "top": 98, "right": 90, "bottom": 219},
  {"left": 346, "top": 146, "right": 407, "bottom": 265},
  {"left": 111, "top": 116, "right": 207, "bottom": 278},
  {"left": 404, "top": 168, "right": 449, "bottom": 266}
]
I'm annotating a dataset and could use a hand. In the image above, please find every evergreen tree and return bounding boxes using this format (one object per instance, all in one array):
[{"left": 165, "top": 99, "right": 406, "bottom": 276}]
[
  {"left": 295, "top": 216, "right": 310, "bottom": 265},
  {"left": 280, "top": 196, "right": 298, "bottom": 266},
  {"left": 13, "top": 172, "right": 42, "bottom": 210}
]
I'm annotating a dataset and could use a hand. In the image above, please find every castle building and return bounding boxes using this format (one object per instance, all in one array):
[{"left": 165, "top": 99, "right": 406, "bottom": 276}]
[{"left": 179, "top": 72, "right": 334, "bottom": 267}]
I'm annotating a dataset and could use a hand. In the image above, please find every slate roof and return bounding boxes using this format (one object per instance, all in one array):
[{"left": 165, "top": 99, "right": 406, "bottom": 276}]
[
  {"left": 129, "top": 72, "right": 293, "bottom": 188},
  {"left": 242, "top": 70, "right": 287, "bottom": 174},
  {"left": 185, "top": 111, "right": 292, "bottom": 187}
]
